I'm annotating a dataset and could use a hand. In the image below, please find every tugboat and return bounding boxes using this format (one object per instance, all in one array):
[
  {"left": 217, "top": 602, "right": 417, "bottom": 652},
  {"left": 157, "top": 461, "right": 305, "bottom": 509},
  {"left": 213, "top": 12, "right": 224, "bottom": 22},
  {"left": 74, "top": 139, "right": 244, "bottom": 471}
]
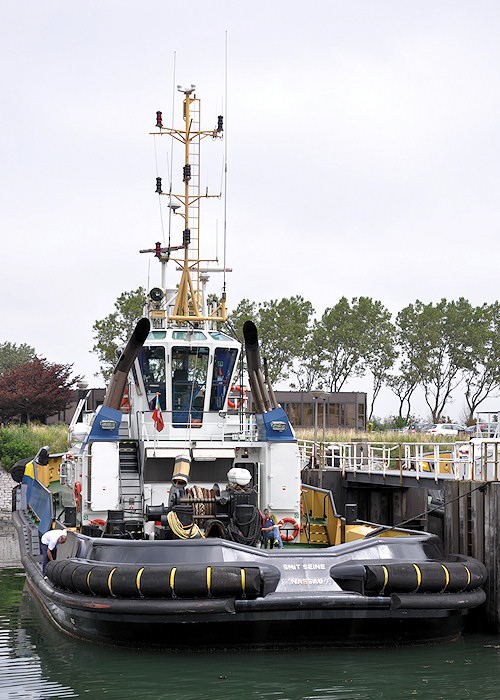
[{"left": 12, "top": 85, "right": 487, "bottom": 649}]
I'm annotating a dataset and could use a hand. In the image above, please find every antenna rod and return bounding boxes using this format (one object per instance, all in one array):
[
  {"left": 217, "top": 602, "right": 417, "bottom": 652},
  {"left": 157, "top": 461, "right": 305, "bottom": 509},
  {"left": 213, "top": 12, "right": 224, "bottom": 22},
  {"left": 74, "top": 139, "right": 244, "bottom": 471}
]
[{"left": 223, "top": 31, "right": 228, "bottom": 294}]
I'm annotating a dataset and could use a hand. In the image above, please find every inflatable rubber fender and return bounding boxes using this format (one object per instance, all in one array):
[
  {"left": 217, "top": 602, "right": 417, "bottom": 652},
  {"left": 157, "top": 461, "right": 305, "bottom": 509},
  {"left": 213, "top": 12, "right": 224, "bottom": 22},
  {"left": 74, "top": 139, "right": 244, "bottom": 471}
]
[
  {"left": 364, "top": 561, "right": 487, "bottom": 594},
  {"left": 110, "top": 565, "right": 148, "bottom": 598},
  {"left": 46, "top": 559, "right": 76, "bottom": 589},
  {"left": 46, "top": 561, "right": 263, "bottom": 600},
  {"left": 60, "top": 560, "right": 82, "bottom": 591},
  {"left": 11, "top": 458, "right": 32, "bottom": 484},
  {"left": 71, "top": 563, "right": 95, "bottom": 595}
]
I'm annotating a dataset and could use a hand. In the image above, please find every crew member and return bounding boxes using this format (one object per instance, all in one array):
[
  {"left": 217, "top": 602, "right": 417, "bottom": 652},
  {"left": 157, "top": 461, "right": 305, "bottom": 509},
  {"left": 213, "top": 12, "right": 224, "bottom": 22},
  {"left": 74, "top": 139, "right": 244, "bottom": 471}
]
[
  {"left": 41, "top": 529, "right": 67, "bottom": 576},
  {"left": 261, "top": 509, "right": 283, "bottom": 549}
]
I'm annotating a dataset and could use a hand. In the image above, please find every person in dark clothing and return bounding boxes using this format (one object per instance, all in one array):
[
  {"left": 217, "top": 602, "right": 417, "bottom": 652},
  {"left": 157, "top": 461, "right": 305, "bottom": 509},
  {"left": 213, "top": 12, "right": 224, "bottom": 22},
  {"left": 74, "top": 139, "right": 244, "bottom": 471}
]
[{"left": 261, "top": 509, "right": 283, "bottom": 549}]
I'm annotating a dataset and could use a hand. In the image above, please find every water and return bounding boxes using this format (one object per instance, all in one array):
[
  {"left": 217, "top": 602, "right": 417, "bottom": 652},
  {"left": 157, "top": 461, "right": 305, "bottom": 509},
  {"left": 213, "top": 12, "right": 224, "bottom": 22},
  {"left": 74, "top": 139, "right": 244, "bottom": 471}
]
[{"left": 1, "top": 523, "right": 500, "bottom": 699}]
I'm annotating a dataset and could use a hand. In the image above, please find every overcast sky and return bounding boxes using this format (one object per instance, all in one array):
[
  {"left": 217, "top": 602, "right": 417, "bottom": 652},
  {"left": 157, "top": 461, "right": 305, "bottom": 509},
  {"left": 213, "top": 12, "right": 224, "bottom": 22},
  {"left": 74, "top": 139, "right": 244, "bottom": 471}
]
[{"left": 1, "top": 1, "right": 499, "bottom": 421}]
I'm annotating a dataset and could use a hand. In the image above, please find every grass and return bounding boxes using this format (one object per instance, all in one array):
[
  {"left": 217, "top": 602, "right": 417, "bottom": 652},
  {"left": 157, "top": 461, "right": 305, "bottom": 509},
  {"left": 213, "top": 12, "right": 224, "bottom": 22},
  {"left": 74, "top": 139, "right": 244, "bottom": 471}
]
[
  {"left": 0, "top": 423, "right": 68, "bottom": 471},
  {"left": 295, "top": 428, "right": 467, "bottom": 444},
  {"left": 295, "top": 428, "right": 467, "bottom": 472}
]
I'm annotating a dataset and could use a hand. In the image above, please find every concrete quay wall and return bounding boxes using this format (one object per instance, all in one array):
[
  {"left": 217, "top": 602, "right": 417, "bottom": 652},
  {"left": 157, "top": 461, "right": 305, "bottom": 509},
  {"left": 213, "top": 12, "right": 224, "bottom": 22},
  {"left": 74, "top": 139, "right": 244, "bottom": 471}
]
[
  {"left": 0, "top": 466, "right": 21, "bottom": 567},
  {"left": 0, "top": 465, "right": 16, "bottom": 516}
]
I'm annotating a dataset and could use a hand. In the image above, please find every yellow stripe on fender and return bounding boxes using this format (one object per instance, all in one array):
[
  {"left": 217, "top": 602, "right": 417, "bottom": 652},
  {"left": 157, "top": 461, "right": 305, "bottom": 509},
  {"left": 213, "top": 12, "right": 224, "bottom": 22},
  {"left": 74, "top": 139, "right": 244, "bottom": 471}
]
[
  {"left": 413, "top": 564, "right": 422, "bottom": 590},
  {"left": 464, "top": 565, "right": 471, "bottom": 589},
  {"left": 441, "top": 564, "right": 450, "bottom": 590},
  {"left": 86, "top": 570, "right": 92, "bottom": 591},
  {"left": 170, "top": 567, "right": 177, "bottom": 594},
  {"left": 136, "top": 567, "right": 144, "bottom": 596},
  {"left": 241, "top": 568, "right": 246, "bottom": 593},
  {"left": 381, "top": 565, "right": 389, "bottom": 588},
  {"left": 108, "top": 568, "right": 116, "bottom": 596},
  {"left": 206, "top": 567, "right": 212, "bottom": 594}
]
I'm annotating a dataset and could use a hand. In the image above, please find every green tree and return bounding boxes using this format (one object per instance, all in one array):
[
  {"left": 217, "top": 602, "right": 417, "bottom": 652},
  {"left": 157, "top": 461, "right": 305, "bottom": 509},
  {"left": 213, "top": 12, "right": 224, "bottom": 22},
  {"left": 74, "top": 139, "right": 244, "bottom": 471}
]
[
  {"left": 396, "top": 298, "right": 476, "bottom": 422},
  {"left": 0, "top": 342, "right": 36, "bottom": 375},
  {"left": 361, "top": 302, "right": 397, "bottom": 420},
  {"left": 310, "top": 299, "right": 362, "bottom": 392},
  {"left": 461, "top": 301, "right": 500, "bottom": 423},
  {"left": 313, "top": 297, "right": 391, "bottom": 393},
  {"left": 92, "top": 287, "right": 145, "bottom": 381},
  {"left": 226, "top": 298, "right": 259, "bottom": 342},
  {"left": 387, "top": 370, "right": 419, "bottom": 421},
  {"left": 258, "top": 296, "right": 314, "bottom": 384},
  {"left": 227, "top": 296, "right": 314, "bottom": 385},
  {"left": 290, "top": 333, "right": 323, "bottom": 391}
]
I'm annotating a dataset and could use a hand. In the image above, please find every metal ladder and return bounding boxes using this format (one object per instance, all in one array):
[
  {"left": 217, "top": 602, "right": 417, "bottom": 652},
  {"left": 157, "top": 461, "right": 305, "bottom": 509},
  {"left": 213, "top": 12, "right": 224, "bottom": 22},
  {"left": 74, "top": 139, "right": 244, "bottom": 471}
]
[
  {"left": 119, "top": 441, "right": 142, "bottom": 520},
  {"left": 188, "top": 97, "right": 200, "bottom": 296}
]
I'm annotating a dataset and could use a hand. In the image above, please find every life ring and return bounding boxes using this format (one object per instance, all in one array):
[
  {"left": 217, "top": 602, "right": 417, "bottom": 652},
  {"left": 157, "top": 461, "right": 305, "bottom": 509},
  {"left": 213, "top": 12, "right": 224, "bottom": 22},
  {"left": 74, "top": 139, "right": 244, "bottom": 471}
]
[
  {"left": 278, "top": 517, "right": 300, "bottom": 542},
  {"left": 228, "top": 385, "right": 246, "bottom": 409}
]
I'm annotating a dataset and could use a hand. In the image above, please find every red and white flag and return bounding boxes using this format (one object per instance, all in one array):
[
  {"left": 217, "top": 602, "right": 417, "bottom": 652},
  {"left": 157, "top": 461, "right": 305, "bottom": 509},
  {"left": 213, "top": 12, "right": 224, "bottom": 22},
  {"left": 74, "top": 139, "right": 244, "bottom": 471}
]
[{"left": 152, "top": 393, "right": 164, "bottom": 432}]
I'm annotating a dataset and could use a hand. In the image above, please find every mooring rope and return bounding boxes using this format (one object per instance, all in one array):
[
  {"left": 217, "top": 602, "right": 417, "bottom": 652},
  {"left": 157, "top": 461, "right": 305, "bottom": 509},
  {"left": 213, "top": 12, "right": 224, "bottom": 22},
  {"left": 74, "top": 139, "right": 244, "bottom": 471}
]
[
  {"left": 364, "top": 482, "right": 489, "bottom": 538},
  {"left": 166, "top": 511, "right": 204, "bottom": 540}
]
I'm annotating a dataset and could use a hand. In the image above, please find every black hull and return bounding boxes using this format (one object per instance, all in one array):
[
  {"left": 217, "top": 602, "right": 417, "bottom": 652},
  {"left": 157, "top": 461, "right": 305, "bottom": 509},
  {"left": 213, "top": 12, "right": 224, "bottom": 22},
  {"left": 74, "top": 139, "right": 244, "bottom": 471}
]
[
  {"left": 13, "top": 510, "right": 486, "bottom": 650},
  {"left": 25, "top": 576, "right": 470, "bottom": 649}
]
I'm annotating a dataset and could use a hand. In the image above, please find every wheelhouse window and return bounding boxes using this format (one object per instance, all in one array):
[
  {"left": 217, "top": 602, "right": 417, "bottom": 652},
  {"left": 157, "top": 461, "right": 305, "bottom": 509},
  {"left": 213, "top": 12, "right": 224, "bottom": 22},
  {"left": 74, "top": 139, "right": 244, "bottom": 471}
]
[
  {"left": 172, "top": 331, "right": 207, "bottom": 340},
  {"left": 138, "top": 346, "right": 166, "bottom": 409},
  {"left": 209, "top": 331, "right": 232, "bottom": 341},
  {"left": 172, "top": 346, "right": 209, "bottom": 427},
  {"left": 209, "top": 347, "right": 238, "bottom": 411}
]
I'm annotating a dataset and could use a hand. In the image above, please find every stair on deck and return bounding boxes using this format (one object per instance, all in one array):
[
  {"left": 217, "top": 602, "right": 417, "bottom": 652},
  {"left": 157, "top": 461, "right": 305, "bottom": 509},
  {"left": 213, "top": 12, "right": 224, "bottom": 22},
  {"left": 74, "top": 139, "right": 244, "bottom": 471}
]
[
  {"left": 307, "top": 518, "right": 331, "bottom": 545},
  {"left": 118, "top": 414, "right": 130, "bottom": 439},
  {"left": 119, "top": 441, "right": 142, "bottom": 520}
]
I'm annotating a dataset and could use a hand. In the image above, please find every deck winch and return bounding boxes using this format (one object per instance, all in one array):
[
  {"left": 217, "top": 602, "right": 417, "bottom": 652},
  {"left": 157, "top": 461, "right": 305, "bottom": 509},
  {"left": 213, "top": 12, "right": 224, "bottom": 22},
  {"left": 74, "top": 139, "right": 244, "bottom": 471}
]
[{"left": 144, "top": 458, "right": 260, "bottom": 545}]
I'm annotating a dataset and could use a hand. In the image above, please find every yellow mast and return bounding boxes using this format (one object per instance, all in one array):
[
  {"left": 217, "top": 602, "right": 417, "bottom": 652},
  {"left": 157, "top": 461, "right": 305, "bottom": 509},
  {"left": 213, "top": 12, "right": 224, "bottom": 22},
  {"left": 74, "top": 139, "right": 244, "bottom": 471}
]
[{"left": 151, "top": 85, "right": 227, "bottom": 324}]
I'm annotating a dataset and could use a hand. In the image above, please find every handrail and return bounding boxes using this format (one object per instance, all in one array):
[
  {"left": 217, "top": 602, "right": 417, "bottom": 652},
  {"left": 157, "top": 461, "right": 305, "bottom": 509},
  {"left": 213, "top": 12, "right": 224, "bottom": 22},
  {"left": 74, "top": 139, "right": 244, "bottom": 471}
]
[
  {"left": 301, "top": 483, "right": 344, "bottom": 545},
  {"left": 301, "top": 482, "right": 343, "bottom": 518},
  {"left": 322, "top": 493, "right": 331, "bottom": 545},
  {"left": 300, "top": 489, "right": 311, "bottom": 545},
  {"left": 135, "top": 410, "right": 258, "bottom": 443},
  {"left": 298, "top": 438, "right": 500, "bottom": 482}
]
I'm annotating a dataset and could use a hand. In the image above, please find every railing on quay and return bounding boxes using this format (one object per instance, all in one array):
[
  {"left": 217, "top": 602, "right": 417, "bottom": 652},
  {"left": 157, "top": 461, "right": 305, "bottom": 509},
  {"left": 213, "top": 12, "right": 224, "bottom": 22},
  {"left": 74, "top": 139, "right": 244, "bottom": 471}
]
[{"left": 298, "top": 438, "right": 500, "bottom": 482}]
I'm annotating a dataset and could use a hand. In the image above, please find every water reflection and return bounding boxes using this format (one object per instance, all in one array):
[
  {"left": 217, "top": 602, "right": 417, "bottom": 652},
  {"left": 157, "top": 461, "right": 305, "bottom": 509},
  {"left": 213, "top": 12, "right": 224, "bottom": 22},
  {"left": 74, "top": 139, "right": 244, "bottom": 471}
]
[
  {"left": 1, "top": 565, "right": 500, "bottom": 699},
  {"left": 0, "top": 570, "right": 75, "bottom": 698}
]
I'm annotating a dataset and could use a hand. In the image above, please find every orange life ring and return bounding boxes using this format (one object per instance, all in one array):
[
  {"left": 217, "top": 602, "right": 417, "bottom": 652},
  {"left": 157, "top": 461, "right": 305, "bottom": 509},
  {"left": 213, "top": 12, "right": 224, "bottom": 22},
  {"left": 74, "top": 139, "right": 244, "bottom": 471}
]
[
  {"left": 90, "top": 519, "right": 105, "bottom": 527},
  {"left": 278, "top": 517, "right": 300, "bottom": 542},
  {"left": 228, "top": 385, "right": 246, "bottom": 409}
]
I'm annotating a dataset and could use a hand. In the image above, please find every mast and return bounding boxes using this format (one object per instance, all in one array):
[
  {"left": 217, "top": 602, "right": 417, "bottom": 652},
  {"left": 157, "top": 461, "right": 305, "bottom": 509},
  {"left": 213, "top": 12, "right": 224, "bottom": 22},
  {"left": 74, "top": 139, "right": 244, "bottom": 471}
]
[{"left": 142, "top": 85, "right": 227, "bottom": 326}]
